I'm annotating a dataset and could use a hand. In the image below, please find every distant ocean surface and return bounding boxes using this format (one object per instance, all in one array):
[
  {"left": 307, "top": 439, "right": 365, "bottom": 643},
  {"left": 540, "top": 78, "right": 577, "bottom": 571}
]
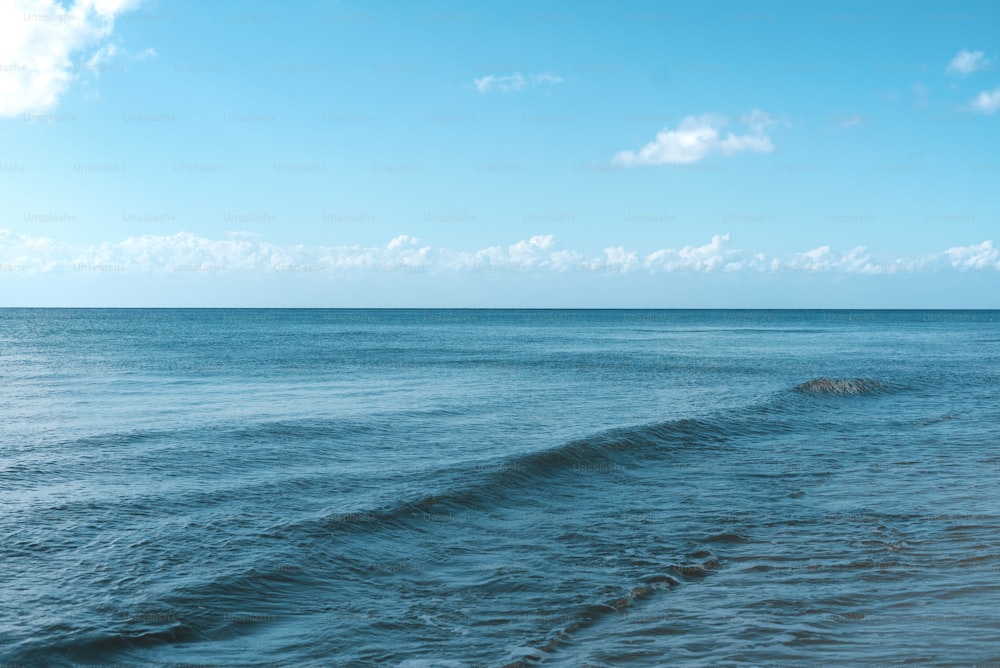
[{"left": 3, "top": 309, "right": 1000, "bottom": 667}]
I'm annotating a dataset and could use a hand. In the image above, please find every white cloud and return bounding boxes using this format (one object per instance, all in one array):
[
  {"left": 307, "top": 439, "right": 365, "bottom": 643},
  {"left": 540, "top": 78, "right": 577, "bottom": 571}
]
[
  {"left": 0, "top": 0, "right": 143, "bottom": 117},
  {"left": 968, "top": 87, "right": 1000, "bottom": 114},
  {"left": 783, "top": 245, "right": 887, "bottom": 274},
  {"left": 599, "top": 246, "right": 638, "bottom": 272},
  {"left": 473, "top": 73, "right": 525, "bottom": 93},
  {"left": 645, "top": 234, "right": 746, "bottom": 272},
  {"left": 135, "top": 46, "right": 156, "bottom": 60},
  {"left": 741, "top": 109, "right": 776, "bottom": 133},
  {"left": 945, "top": 240, "right": 1000, "bottom": 270},
  {"left": 612, "top": 111, "right": 775, "bottom": 167},
  {"left": 386, "top": 234, "right": 419, "bottom": 250},
  {"left": 471, "top": 72, "right": 562, "bottom": 93},
  {"left": 0, "top": 230, "right": 437, "bottom": 274},
  {"left": 2, "top": 230, "right": 999, "bottom": 276},
  {"left": 792, "top": 245, "right": 831, "bottom": 268},
  {"left": 547, "top": 249, "right": 585, "bottom": 271},
  {"left": 508, "top": 234, "right": 554, "bottom": 263},
  {"left": 947, "top": 49, "right": 989, "bottom": 76},
  {"left": 532, "top": 73, "right": 563, "bottom": 85},
  {"left": 455, "top": 235, "right": 557, "bottom": 271}
]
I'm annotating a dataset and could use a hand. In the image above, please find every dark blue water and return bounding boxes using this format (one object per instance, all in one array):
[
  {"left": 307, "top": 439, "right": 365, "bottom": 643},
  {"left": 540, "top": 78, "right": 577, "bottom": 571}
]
[{"left": 2, "top": 309, "right": 999, "bottom": 666}]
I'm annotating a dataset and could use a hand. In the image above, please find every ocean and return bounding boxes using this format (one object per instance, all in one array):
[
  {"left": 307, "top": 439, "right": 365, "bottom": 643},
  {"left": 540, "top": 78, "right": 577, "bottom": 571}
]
[{"left": 2, "top": 309, "right": 999, "bottom": 666}]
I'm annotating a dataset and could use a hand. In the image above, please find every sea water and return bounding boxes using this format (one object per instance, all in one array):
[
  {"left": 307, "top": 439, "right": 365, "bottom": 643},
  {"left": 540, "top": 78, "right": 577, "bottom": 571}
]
[{"left": 2, "top": 309, "right": 999, "bottom": 666}]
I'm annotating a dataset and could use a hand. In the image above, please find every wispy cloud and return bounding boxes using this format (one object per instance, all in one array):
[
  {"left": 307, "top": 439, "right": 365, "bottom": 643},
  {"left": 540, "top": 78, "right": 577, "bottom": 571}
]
[
  {"left": 947, "top": 49, "right": 990, "bottom": 76},
  {"left": 2, "top": 230, "right": 998, "bottom": 276},
  {"left": 84, "top": 42, "right": 119, "bottom": 73},
  {"left": 968, "top": 86, "right": 1000, "bottom": 114},
  {"left": 471, "top": 72, "right": 563, "bottom": 93},
  {"left": 0, "top": 0, "right": 144, "bottom": 117},
  {"left": 612, "top": 111, "right": 775, "bottom": 166},
  {"left": 835, "top": 114, "right": 864, "bottom": 128}
]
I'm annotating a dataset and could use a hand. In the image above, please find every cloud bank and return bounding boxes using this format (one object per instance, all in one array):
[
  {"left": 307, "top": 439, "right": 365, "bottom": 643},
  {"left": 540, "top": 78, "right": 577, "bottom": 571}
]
[{"left": 1, "top": 230, "right": 997, "bottom": 276}]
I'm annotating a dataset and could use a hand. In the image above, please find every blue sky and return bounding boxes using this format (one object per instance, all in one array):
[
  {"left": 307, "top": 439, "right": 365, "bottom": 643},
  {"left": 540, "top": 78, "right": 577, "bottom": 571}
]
[{"left": 1, "top": 0, "right": 999, "bottom": 306}]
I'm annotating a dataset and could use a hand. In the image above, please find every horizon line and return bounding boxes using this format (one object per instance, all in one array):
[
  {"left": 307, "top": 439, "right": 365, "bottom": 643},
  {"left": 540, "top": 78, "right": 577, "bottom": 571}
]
[{"left": 1, "top": 307, "right": 998, "bottom": 312}]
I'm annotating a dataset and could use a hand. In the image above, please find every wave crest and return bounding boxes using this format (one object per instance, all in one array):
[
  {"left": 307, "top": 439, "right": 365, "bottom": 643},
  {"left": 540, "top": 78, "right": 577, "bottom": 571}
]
[{"left": 794, "top": 377, "right": 886, "bottom": 396}]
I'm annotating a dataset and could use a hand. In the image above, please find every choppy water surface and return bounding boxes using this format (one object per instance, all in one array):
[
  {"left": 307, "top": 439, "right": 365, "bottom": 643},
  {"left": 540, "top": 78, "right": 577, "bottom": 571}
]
[{"left": 2, "top": 309, "right": 999, "bottom": 666}]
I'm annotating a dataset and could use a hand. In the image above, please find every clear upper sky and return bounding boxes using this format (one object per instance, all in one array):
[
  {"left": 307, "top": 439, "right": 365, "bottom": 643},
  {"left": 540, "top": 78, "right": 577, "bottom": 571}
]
[{"left": 1, "top": 0, "right": 998, "bottom": 307}]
